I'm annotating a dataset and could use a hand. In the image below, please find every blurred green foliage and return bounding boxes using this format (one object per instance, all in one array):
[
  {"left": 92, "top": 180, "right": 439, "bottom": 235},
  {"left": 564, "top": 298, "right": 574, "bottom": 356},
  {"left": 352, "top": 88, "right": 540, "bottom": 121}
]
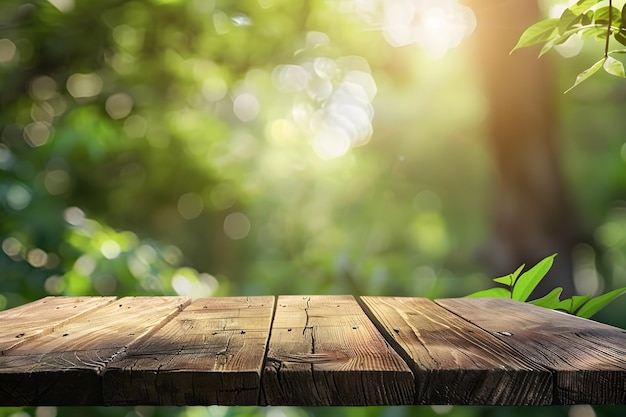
[
  {"left": 0, "top": 0, "right": 491, "bottom": 310},
  {"left": 2, "top": 1, "right": 626, "bottom": 417}
]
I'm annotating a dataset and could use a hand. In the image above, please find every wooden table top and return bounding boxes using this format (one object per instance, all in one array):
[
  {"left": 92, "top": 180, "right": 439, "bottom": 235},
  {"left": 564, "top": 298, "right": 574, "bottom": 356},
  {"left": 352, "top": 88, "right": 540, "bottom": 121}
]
[{"left": 0, "top": 295, "right": 625, "bottom": 406}]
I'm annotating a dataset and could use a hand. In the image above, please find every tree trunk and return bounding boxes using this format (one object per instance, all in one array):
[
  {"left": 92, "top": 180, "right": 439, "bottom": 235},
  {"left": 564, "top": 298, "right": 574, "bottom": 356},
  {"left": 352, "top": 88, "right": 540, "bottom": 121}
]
[{"left": 467, "top": 0, "right": 581, "bottom": 297}]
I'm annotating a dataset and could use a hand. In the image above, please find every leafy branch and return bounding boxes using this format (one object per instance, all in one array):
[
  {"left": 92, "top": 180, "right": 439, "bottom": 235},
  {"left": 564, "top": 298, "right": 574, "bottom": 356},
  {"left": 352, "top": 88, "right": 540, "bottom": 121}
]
[
  {"left": 467, "top": 254, "right": 626, "bottom": 318},
  {"left": 512, "top": 0, "right": 626, "bottom": 92}
]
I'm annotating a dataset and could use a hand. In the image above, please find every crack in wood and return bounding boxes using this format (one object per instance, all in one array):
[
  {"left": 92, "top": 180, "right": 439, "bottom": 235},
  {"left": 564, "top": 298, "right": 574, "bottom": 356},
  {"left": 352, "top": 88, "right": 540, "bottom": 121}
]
[
  {"left": 215, "top": 333, "right": 233, "bottom": 368},
  {"left": 302, "top": 296, "right": 311, "bottom": 336}
]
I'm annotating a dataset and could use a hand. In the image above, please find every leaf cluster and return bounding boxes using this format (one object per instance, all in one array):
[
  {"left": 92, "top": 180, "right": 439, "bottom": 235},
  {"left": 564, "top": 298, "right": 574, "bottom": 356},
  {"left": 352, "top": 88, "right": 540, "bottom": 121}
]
[
  {"left": 512, "top": 0, "right": 626, "bottom": 92},
  {"left": 467, "top": 254, "right": 626, "bottom": 318}
]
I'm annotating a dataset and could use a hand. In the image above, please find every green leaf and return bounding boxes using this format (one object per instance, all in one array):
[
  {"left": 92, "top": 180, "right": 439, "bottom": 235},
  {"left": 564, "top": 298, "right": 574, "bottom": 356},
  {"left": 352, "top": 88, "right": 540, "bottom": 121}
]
[
  {"left": 569, "top": 0, "right": 604, "bottom": 15},
  {"left": 576, "top": 286, "right": 626, "bottom": 318},
  {"left": 564, "top": 58, "right": 606, "bottom": 93},
  {"left": 615, "top": 27, "right": 626, "bottom": 46},
  {"left": 465, "top": 287, "right": 511, "bottom": 299},
  {"left": 603, "top": 55, "right": 626, "bottom": 77},
  {"left": 511, "top": 254, "right": 556, "bottom": 302},
  {"left": 623, "top": 2, "right": 626, "bottom": 24},
  {"left": 539, "top": 26, "right": 590, "bottom": 57},
  {"left": 581, "top": 25, "right": 609, "bottom": 39},
  {"left": 594, "top": 6, "right": 622, "bottom": 27},
  {"left": 530, "top": 287, "right": 563, "bottom": 310},
  {"left": 559, "top": 8, "right": 583, "bottom": 35},
  {"left": 511, "top": 18, "right": 559, "bottom": 53},
  {"left": 556, "top": 295, "right": 591, "bottom": 314},
  {"left": 492, "top": 264, "right": 524, "bottom": 287}
]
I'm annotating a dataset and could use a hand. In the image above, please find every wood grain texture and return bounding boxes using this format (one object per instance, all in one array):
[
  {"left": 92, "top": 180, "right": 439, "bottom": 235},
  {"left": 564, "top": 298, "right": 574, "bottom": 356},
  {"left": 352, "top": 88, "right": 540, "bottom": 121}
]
[
  {"left": 103, "top": 296, "right": 275, "bottom": 406},
  {"left": 0, "top": 296, "right": 189, "bottom": 406},
  {"left": 436, "top": 297, "right": 626, "bottom": 405},
  {"left": 261, "top": 295, "right": 414, "bottom": 406},
  {"left": 360, "top": 296, "right": 552, "bottom": 405},
  {"left": 1, "top": 295, "right": 625, "bottom": 406},
  {"left": 0, "top": 297, "right": 115, "bottom": 354}
]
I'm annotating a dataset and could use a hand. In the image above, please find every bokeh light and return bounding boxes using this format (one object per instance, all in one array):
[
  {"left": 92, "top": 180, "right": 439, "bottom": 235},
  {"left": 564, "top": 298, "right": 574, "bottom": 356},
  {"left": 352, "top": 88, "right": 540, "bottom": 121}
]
[
  {"left": 29, "top": 76, "right": 58, "bottom": 101},
  {"left": 100, "top": 240, "right": 122, "bottom": 259},
  {"left": 224, "top": 212, "right": 251, "bottom": 240},
  {"left": 335, "top": 0, "right": 476, "bottom": 58},
  {"left": 2, "top": 237, "right": 23, "bottom": 258},
  {"left": 23, "top": 122, "right": 52, "bottom": 147},
  {"left": 233, "top": 93, "right": 260, "bottom": 122},
  {"left": 0, "top": 38, "right": 17, "bottom": 64},
  {"left": 178, "top": 192, "right": 204, "bottom": 220},
  {"left": 66, "top": 73, "right": 103, "bottom": 99},
  {"left": 271, "top": 45, "right": 377, "bottom": 159},
  {"left": 105, "top": 93, "right": 134, "bottom": 119},
  {"left": 6, "top": 185, "right": 31, "bottom": 210}
]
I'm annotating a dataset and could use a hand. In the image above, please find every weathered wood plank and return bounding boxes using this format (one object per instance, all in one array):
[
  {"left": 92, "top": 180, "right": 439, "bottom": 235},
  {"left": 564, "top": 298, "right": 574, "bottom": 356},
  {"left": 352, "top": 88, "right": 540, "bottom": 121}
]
[
  {"left": 103, "top": 296, "right": 275, "bottom": 406},
  {"left": 360, "top": 296, "right": 552, "bottom": 405},
  {"left": 0, "top": 296, "right": 189, "bottom": 406},
  {"left": 0, "top": 296, "right": 115, "bottom": 354},
  {"left": 261, "top": 295, "right": 414, "bottom": 406},
  {"left": 436, "top": 297, "right": 626, "bottom": 405}
]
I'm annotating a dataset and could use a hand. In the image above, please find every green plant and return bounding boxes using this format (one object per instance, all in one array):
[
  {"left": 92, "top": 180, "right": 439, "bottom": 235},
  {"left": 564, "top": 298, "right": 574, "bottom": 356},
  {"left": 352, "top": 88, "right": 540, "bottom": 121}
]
[
  {"left": 467, "top": 254, "right": 626, "bottom": 318},
  {"left": 513, "top": 0, "right": 626, "bottom": 92}
]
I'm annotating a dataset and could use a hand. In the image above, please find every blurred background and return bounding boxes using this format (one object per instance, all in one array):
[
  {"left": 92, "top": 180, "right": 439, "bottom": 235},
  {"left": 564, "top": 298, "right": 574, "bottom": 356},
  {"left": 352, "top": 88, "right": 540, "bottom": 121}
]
[{"left": 1, "top": 0, "right": 626, "bottom": 416}]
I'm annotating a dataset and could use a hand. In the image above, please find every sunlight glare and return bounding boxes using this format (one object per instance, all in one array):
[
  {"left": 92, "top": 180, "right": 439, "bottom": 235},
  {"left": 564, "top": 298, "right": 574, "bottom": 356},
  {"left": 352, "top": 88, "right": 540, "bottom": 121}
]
[
  {"left": 548, "top": 4, "right": 568, "bottom": 18},
  {"left": 311, "top": 125, "right": 352, "bottom": 159},
  {"left": 338, "top": 0, "right": 476, "bottom": 58},
  {"left": 266, "top": 119, "right": 300, "bottom": 146},
  {"left": 273, "top": 64, "right": 310, "bottom": 93}
]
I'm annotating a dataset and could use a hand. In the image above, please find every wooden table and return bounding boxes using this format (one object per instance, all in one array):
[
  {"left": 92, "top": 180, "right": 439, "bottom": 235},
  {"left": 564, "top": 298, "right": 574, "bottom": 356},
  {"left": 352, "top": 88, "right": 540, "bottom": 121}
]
[{"left": 0, "top": 295, "right": 625, "bottom": 406}]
